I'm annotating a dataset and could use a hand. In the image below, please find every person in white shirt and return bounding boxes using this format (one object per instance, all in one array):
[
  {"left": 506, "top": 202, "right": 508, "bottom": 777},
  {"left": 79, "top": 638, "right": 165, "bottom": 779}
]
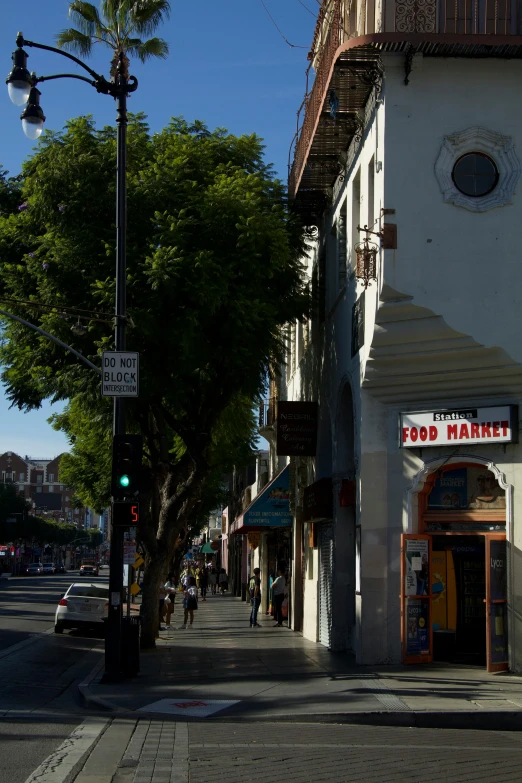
[
  {"left": 164, "top": 573, "right": 177, "bottom": 627},
  {"left": 272, "top": 567, "right": 287, "bottom": 627}
]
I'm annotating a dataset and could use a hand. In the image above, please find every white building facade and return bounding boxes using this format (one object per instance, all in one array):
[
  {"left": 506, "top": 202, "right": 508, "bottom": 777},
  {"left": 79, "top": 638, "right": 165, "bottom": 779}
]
[{"left": 281, "top": 0, "right": 522, "bottom": 671}]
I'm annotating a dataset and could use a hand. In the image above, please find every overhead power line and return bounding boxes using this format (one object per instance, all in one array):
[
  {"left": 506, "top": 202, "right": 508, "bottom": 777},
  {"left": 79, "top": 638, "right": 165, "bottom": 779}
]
[
  {"left": 257, "top": 0, "right": 309, "bottom": 48},
  {"left": 296, "top": 0, "right": 317, "bottom": 16}
]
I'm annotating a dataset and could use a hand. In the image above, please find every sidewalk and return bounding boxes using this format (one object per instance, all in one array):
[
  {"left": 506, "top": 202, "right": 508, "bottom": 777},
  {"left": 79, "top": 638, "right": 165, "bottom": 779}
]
[{"left": 82, "top": 594, "right": 522, "bottom": 730}]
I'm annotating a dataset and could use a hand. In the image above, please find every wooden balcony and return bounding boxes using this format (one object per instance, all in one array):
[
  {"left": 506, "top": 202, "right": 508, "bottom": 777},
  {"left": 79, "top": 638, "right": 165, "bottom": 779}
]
[{"left": 289, "top": 0, "right": 522, "bottom": 209}]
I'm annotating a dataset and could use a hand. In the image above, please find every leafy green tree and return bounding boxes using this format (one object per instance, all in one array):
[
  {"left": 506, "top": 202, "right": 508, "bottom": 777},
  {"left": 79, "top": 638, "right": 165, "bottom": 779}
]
[
  {"left": 56, "top": 0, "right": 171, "bottom": 78},
  {"left": 0, "top": 116, "right": 309, "bottom": 646}
]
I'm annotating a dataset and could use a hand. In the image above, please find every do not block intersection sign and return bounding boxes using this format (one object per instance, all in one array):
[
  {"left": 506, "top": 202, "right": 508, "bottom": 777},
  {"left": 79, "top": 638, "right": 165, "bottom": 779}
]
[{"left": 102, "top": 351, "right": 139, "bottom": 397}]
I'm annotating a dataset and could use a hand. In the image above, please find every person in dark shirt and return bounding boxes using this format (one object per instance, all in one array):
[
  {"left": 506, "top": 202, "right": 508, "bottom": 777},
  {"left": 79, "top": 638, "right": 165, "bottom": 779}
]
[{"left": 249, "top": 567, "right": 262, "bottom": 627}]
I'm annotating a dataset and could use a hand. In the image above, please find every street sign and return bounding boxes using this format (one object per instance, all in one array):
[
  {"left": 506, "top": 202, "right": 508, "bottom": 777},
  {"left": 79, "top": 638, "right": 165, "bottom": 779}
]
[
  {"left": 130, "top": 582, "right": 141, "bottom": 596},
  {"left": 123, "top": 542, "right": 136, "bottom": 565},
  {"left": 133, "top": 555, "right": 144, "bottom": 569},
  {"left": 101, "top": 351, "right": 139, "bottom": 397}
]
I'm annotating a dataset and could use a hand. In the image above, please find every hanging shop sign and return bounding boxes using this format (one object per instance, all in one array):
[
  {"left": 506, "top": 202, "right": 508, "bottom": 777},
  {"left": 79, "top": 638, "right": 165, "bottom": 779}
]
[
  {"left": 400, "top": 405, "right": 518, "bottom": 448},
  {"left": 303, "top": 478, "right": 333, "bottom": 521},
  {"left": 276, "top": 401, "right": 318, "bottom": 456},
  {"left": 248, "top": 532, "right": 261, "bottom": 549},
  {"left": 232, "top": 465, "right": 293, "bottom": 532}
]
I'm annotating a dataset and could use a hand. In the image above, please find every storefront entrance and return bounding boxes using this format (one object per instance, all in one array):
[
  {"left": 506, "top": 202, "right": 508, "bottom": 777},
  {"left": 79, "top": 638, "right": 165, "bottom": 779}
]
[{"left": 401, "top": 464, "right": 508, "bottom": 672}]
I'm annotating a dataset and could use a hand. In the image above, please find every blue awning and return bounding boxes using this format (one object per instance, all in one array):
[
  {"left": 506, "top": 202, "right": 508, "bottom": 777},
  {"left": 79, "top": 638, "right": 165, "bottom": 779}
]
[{"left": 231, "top": 465, "right": 293, "bottom": 534}]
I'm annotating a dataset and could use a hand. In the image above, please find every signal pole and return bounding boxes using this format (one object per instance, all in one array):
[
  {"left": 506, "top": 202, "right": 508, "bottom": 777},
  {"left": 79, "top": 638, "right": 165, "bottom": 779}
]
[{"left": 103, "top": 55, "right": 131, "bottom": 682}]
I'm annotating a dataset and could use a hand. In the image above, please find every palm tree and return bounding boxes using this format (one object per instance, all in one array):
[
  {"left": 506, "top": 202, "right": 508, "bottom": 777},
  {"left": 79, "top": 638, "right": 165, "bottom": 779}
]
[{"left": 56, "top": 0, "right": 171, "bottom": 79}]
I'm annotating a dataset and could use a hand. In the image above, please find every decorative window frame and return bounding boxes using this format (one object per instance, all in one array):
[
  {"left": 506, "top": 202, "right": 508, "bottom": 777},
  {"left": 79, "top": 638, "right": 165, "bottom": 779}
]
[{"left": 434, "top": 126, "right": 521, "bottom": 212}]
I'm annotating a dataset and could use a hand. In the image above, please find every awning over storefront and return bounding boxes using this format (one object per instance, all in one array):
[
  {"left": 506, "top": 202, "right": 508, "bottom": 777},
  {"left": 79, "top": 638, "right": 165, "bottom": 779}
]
[
  {"left": 201, "top": 541, "right": 219, "bottom": 554},
  {"left": 231, "top": 465, "right": 292, "bottom": 534}
]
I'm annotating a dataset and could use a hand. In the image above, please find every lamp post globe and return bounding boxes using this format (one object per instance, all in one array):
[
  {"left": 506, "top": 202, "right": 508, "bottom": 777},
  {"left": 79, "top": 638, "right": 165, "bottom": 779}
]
[
  {"left": 7, "top": 78, "right": 31, "bottom": 106},
  {"left": 6, "top": 36, "right": 32, "bottom": 106},
  {"left": 20, "top": 85, "right": 45, "bottom": 139}
]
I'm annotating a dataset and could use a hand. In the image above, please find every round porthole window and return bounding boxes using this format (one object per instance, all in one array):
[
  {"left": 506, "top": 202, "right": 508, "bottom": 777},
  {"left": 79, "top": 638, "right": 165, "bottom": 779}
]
[{"left": 452, "top": 152, "right": 499, "bottom": 197}]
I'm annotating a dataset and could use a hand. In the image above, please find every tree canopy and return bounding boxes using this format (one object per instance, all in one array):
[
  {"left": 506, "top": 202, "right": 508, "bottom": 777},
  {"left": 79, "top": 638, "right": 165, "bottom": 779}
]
[{"left": 0, "top": 114, "right": 309, "bottom": 644}]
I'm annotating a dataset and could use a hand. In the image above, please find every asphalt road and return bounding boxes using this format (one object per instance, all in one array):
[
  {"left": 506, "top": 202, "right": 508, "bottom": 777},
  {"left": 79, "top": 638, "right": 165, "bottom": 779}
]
[
  {"left": 0, "top": 570, "right": 105, "bottom": 649},
  {"left": 0, "top": 570, "right": 109, "bottom": 783}
]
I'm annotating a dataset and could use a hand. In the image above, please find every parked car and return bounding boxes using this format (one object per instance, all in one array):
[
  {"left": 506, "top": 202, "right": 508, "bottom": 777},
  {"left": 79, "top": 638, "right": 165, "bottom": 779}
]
[
  {"left": 55, "top": 582, "right": 109, "bottom": 633},
  {"left": 27, "top": 562, "right": 43, "bottom": 576},
  {"left": 56, "top": 563, "right": 66, "bottom": 573},
  {"left": 42, "top": 563, "right": 56, "bottom": 575},
  {"left": 79, "top": 564, "right": 98, "bottom": 577}
]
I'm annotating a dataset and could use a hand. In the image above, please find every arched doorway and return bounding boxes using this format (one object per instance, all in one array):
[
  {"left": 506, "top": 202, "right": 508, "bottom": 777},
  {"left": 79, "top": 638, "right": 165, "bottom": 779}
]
[{"left": 402, "top": 459, "right": 510, "bottom": 672}]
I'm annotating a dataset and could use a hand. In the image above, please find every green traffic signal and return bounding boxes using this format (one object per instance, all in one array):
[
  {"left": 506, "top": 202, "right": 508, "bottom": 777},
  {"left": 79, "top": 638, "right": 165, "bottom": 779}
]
[{"left": 119, "top": 474, "right": 130, "bottom": 488}]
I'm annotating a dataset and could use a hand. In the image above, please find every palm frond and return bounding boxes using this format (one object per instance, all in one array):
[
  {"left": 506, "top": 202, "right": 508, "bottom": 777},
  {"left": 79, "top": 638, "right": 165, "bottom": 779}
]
[
  {"left": 126, "top": 36, "right": 169, "bottom": 61},
  {"left": 101, "top": 1, "right": 121, "bottom": 32},
  {"left": 130, "top": 0, "right": 171, "bottom": 36},
  {"left": 68, "top": 1, "right": 117, "bottom": 44},
  {"left": 68, "top": 0, "right": 102, "bottom": 29},
  {"left": 55, "top": 28, "right": 93, "bottom": 57}
]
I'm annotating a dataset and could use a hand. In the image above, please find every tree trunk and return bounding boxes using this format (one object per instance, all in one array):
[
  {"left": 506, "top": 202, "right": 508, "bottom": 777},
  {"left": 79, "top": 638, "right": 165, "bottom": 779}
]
[{"left": 140, "top": 551, "right": 168, "bottom": 649}]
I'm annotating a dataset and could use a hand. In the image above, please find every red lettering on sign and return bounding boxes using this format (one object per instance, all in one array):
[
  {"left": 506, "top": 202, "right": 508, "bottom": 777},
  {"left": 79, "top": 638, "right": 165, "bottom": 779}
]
[
  {"left": 448, "top": 424, "right": 458, "bottom": 440},
  {"left": 482, "top": 423, "right": 492, "bottom": 437},
  {"left": 429, "top": 426, "right": 438, "bottom": 441},
  {"left": 492, "top": 422, "right": 500, "bottom": 437},
  {"left": 471, "top": 423, "right": 480, "bottom": 438},
  {"left": 420, "top": 426, "right": 428, "bottom": 442},
  {"left": 502, "top": 420, "right": 509, "bottom": 436},
  {"left": 459, "top": 423, "right": 469, "bottom": 440},
  {"left": 403, "top": 427, "right": 409, "bottom": 443},
  {"left": 410, "top": 427, "right": 418, "bottom": 442}
]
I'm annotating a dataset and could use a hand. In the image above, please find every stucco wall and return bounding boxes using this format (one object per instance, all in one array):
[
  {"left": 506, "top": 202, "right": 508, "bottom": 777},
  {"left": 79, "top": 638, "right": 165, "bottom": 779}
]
[{"left": 382, "top": 55, "right": 522, "bottom": 366}]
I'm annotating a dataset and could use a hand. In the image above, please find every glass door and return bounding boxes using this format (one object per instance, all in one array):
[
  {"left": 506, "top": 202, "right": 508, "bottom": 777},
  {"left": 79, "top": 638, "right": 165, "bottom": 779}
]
[
  {"left": 401, "top": 534, "right": 432, "bottom": 663},
  {"left": 486, "top": 535, "right": 508, "bottom": 672}
]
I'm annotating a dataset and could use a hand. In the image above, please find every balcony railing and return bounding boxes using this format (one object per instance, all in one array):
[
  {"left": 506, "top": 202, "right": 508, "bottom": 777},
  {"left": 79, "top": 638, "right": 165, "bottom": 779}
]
[
  {"left": 259, "top": 397, "right": 277, "bottom": 429},
  {"left": 289, "top": 0, "right": 521, "bottom": 200}
]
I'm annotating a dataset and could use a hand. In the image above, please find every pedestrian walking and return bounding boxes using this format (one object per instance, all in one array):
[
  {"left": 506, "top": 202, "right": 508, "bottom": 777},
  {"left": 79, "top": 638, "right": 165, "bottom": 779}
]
[
  {"left": 249, "top": 567, "right": 262, "bottom": 627},
  {"left": 182, "top": 576, "right": 198, "bottom": 628},
  {"left": 181, "top": 565, "right": 193, "bottom": 588},
  {"left": 199, "top": 567, "right": 208, "bottom": 600},
  {"left": 164, "top": 572, "right": 177, "bottom": 627},
  {"left": 219, "top": 567, "right": 228, "bottom": 594},
  {"left": 209, "top": 567, "right": 218, "bottom": 594},
  {"left": 272, "top": 566, "right": 287, "bottom": 627}
]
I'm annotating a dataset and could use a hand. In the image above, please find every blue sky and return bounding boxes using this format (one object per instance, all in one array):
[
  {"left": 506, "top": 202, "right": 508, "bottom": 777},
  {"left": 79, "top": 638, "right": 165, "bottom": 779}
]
[{"left": 0, "top": 0, "right": 317, "bottom": 458}]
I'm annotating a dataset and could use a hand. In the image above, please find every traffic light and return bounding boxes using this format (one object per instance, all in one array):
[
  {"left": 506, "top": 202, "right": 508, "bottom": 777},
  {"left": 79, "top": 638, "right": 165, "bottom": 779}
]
[{"left": 112, "top": 434, "right": 143, "bottom": 499}]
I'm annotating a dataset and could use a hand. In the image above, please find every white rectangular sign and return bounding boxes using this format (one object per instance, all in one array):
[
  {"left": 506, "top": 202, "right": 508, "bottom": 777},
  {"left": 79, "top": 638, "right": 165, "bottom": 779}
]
[
  {"left": 101, "top": 351, "right": 139, "bottom": 397},
  {"left": 400, "top": 405, "right": 517, "bottom": 448}
]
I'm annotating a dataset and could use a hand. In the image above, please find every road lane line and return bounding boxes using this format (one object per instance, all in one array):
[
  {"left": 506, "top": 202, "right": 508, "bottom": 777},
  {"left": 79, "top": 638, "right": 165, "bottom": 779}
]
[{"left": 22, "top": 717, "right": 108, "bottom": 783}]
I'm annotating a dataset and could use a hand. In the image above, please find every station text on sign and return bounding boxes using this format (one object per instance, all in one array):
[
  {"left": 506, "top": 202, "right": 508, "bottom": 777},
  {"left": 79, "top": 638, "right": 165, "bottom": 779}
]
[{"left": 400, "top": 406, "right": 518, "bottom": 448}]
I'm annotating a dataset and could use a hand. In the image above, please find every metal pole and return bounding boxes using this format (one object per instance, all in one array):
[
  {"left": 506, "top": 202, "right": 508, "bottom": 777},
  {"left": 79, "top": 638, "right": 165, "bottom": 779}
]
[{"left": 104, "top": 61, "right": 128, "bottom": 681}]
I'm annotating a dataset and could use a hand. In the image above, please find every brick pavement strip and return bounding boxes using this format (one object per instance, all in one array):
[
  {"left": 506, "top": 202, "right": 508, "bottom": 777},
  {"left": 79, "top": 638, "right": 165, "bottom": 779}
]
[
  {"left": 186, "top": 722, "right": 522, "bottom": 783},
  {"left": 66, "top": 718, "right": 522, "bottom": 783}
]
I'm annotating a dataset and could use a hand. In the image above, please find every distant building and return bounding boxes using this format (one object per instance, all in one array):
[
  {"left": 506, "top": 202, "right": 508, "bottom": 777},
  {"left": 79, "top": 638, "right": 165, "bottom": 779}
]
[{"left": 0, "top": 451, "right": 87, "bottom": 528}]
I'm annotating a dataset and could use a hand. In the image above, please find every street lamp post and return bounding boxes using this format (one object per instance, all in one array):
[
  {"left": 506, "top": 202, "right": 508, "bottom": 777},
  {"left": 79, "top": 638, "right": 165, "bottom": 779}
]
[{"left": 6, "top": 32, "right": 137, "bottom": 680}]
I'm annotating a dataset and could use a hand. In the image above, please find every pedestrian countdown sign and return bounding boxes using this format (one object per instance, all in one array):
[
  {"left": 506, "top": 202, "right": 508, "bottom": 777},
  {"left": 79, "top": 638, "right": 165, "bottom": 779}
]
[{"left": 101, "top": 351, "right": 139, "bottom": 397}]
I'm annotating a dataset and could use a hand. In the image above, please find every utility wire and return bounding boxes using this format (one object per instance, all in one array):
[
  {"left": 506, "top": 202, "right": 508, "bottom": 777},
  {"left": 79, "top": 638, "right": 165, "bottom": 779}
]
[
  {"left": 296, "top": 0, "right": 317, "bottom": 16},
  {"left": 0, "top": 296, "right": 114, "bottom": 322},
  {"left": 257, "top": 0, "right": 309, "bottom": 48}
]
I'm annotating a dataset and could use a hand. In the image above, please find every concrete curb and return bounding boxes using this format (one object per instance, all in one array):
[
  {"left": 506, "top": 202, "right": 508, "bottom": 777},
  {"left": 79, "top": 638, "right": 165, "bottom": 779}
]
[
  {"left": 76, "top": 669, "right": 522, "bottom": 731},
  {"left": 78, "top": 658, "right": 127, "bottom": 713}
]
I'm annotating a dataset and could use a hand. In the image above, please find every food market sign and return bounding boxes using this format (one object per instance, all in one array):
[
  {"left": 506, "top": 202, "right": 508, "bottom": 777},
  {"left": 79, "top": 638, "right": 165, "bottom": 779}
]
[{"left": 400, "top": 406, "right": 518, "bottom": 448}]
